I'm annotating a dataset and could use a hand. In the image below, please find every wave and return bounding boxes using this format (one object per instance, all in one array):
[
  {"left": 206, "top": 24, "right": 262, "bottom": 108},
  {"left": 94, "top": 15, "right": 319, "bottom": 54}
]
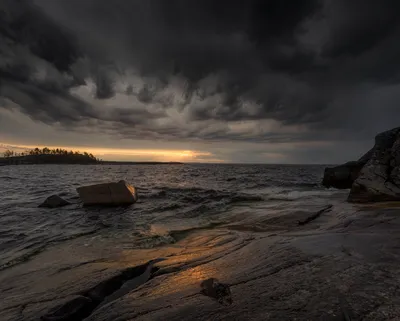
[
  {"left": 154, "top": 186, "right": 216, "bottom": 193},
  {"left": 136, "top": 234, "right": 176, "bottom": 249},
  {"left": 267, "top": 189, "right": 341, "bottom": 201},
  {"left": 0, "top": 246, "right": 46, "bottom": 272},
  {"left": 145, "top": 187, "right": 264, "bottom": 203},
  {"left": 140, "top": 190, "right": 167, "bottom": 199},
  {"left": 168, "top": 222, "right": 223, "bottom": 242},
  {"left": 151, "top": 203, "right": 182, "bottom": 212},
  {"left": 0, "top": 176, "right": 17, "bottom": 180},
  {"left": 131, "top": 222, "right": 226, "bottom": 250},
  {"left": 293, "top": 182, "right": 322, "bottom": 188},
  {"left": 246, "top": 181, "right": 321, "bottom": 189}
]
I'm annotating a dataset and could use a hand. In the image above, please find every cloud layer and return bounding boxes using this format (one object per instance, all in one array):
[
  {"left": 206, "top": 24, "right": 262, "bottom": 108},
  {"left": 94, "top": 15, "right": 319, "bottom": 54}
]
[{"left": 1, "top": 0, "right": 400, "bottom": 162}]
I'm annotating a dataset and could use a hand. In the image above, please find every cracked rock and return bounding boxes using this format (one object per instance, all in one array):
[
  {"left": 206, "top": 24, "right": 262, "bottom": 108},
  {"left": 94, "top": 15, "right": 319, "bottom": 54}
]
[{"left": 41, "top": 295, "right": 93, "bottom": 321}]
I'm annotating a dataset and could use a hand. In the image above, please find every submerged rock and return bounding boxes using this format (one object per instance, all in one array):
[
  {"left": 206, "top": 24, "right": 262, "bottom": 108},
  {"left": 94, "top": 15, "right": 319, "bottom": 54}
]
[
  {"left": 39, "top": 195, "right": 70, "bottom": 208},
  {"left": 77, "top": 180, "right": 138, "bottom": 206},
  {"left": 200, "top": 278, "right": 232, "bottom": 306},
  {"left": 349, "top": 127, "right": 400, "bottom": 203}
]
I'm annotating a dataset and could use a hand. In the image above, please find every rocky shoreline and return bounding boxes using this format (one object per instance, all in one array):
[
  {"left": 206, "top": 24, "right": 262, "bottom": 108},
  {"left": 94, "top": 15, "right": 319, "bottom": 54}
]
[
  {"left": 1, "top": 201, "right": 400, "bottom": 320},
  {"left": 2, "top": 129, "right": 400, "bottom": 320}
]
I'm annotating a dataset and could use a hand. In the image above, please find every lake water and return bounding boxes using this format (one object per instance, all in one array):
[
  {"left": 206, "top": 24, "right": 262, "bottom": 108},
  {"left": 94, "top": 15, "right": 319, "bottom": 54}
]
[{"left": 0, "top": 164, "right": 349, "bottom": 271}]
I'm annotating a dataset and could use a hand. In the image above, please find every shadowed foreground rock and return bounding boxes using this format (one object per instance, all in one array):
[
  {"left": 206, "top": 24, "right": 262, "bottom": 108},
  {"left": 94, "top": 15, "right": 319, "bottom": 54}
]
[
  {"left": 2, "top": 204, "right": 400, "bottom": 320},
  {"left": 39, "top": 195, "right": 70, "bottom": 208},
  {"left": 76, "top": 180, "right": 138, "bottom": 206}
]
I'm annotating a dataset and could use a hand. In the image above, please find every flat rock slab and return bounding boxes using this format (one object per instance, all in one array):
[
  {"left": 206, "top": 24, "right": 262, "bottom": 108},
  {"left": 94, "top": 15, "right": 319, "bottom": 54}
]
[{"left": 2, "top": 207, "right": 400, "bottom": 320}]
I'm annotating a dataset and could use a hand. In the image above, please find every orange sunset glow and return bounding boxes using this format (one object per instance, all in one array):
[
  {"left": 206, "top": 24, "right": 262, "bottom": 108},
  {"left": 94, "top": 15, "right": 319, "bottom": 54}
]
[{"left": 0, "top": 142, "right": 223, "bottom": 163}]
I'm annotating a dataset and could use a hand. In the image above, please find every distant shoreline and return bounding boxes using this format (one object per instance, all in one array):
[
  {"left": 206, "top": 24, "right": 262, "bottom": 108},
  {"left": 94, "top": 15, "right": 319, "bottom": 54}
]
[
  {"left": 100, "top": 161, "right": 183, "bottom": 165},
  {"left": 0, "top": 159, "right": 184, "bottom": 166},
  {"left": 0, "top": 155, "right": 183, "bottom": 165}
]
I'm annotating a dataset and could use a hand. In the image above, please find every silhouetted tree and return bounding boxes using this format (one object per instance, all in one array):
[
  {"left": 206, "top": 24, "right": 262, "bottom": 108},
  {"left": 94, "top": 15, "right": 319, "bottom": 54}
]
[
  {"left": 2, "top": 147, "right": 99, "bottom": 164},
  {"left": 3, "top": 150, "right": 13, "bottom": 157}
]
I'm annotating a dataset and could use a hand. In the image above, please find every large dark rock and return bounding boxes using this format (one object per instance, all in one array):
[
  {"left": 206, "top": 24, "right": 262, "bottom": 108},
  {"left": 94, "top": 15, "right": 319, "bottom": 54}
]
[
  {"left": 348, "top": 127, "right": 400, "bottom": 203},
  {"left": 323, "top": 146, "right": 374, "bottom": 189},
  {"left": 322, "top": 161, "right": 365, "bottom": 189},
  {"left": 76, "top": 180, "right": 138, "bottom": 206}
]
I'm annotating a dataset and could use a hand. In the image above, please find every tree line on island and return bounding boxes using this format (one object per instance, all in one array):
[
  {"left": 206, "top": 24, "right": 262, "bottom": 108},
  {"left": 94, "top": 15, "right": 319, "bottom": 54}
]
[
  {"left": 1, "top": 147, "right": 100, "bottom": 164},
  {"left": 0, "top": 147, "right": 183, "bottom": 165}
]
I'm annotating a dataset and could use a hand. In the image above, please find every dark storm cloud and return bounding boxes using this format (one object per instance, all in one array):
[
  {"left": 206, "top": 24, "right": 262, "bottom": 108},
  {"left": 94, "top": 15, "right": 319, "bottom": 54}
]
[{"left": 1, "top": 0, "right": 400, "bottom": 144}]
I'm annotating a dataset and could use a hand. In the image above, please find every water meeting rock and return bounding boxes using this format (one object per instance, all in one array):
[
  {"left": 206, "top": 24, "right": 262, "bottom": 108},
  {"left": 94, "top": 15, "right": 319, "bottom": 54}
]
[{"left": 76, "top": 180, "right": 138, "bottom": 206}]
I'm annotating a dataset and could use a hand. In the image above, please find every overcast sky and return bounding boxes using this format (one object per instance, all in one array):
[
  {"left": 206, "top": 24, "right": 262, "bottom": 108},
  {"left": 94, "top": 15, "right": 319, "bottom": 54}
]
[{"left": 1, "top": 0, "right": 400, "bottom": 163}]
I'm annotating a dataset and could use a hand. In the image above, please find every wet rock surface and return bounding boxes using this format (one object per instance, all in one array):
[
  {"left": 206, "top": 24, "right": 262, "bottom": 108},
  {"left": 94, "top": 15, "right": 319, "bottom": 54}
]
[{"left": 1, "top": 204, "right": 400, "bottom": 320}]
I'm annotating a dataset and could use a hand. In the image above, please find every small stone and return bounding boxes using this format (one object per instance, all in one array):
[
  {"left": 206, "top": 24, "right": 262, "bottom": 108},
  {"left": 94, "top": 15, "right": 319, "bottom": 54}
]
[
  {"left": 200, "top": 278, "right": 232, "bottom": 306},
  {"left": 39, "top": 195, "right": 70, "bottom": 208}
]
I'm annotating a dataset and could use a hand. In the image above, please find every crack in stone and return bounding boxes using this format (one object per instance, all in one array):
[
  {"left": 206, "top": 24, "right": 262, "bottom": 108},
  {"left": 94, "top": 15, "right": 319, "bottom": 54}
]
[
  {"left": 230, "top": 259, "right": 312, "bottom": 287},
  {"left": 153, "top": 238, "right": 252, "bottom": 278},
  {"left": 129, "top": 304, "right": 173, "bottom": 320},
  {"left": 52, "top": 259, "right": 108, "bottom": 275},
  {"left": 40, "top": 259, "right": 163, "bottom": 321},
  {"left": 298, "top": 205, "right": 333, "bottom": 226}
]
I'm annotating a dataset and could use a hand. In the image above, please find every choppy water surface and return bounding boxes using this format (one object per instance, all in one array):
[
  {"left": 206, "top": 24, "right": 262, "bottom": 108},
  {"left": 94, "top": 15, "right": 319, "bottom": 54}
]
[{"left": 0, "top": 164, "right": 349, "bottom": 270}]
